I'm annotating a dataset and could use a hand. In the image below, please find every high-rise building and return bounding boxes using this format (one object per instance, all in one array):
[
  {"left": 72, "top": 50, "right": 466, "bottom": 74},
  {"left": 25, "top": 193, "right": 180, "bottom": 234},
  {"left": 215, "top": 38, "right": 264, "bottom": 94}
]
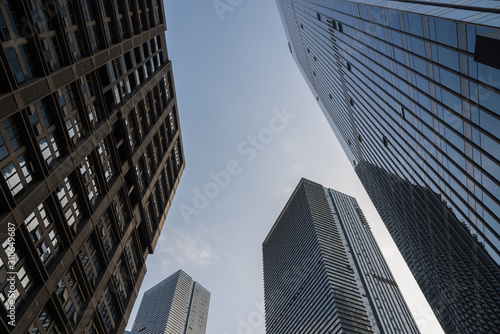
[
  {"left": 0, "top": 0, "right": 184, "bottom": 333},
  {"left": 262, "top": 178, "right": 420, "bottom": 334},
  {"left": 275, "top": 1, "right": 500, "bottom": 332},
  {"left": 130, "top": 270, "right": 210, "bottom": 334}
]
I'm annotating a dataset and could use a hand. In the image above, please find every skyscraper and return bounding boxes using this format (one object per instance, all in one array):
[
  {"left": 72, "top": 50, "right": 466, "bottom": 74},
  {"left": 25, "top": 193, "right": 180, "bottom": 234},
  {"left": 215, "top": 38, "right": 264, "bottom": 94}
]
[
  {"left": 0, "top": 0, "right": 184, "bottom": 333},
  {"left": 131, "top": 270, "right": 210, "bottom": 334},
  {"left": 275, "top": 1, "right": 500, "bottom": 332},
  {"left": 262, "top": 178, "right": 420, "bottom": 334}
]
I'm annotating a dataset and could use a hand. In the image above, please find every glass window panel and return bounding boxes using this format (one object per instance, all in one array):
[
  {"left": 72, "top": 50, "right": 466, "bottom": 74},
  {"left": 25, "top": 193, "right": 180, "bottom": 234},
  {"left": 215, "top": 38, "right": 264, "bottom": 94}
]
[
  {"left": 437, "top": 46, "right": 459, "bottom": 71},
  {"left": 386, "top": 9, "right": 400, "bottom": 29},
  {"left": 467, "top": 25, "right": 476, "bottom": 53},
  {"left": 478, "top": 63, "right": 500, "bottom": 90},
  {"left": 439, "top": 68, "right": 461, "bottom": 93},
  {"left": 407, "top": 13, "right": 423, "bottom": 37},
  {"left": 480, "top": 111, "right": 500, "bottom": 140},
  {"left": 482, "top": 153, "right": 500, "bottom": 181},
  {"left": 444, "top": 109, "right": 463, "bottom": 132},
  {"left": 435, "top": 18, "right": 458, "bottom": 48},
  {"left": 479, "top": 86, "right": 500, "bottom": 114},
  {"left": 413, "top": 56, "right": 427, "bottom": 75},
  {"left": 446, "top": 127, "right": 465, "bottom": 152},
  {"left": 481, "top": 132, "right": 500, "bottom": 158},
  {"left": 0, "top": 134, "right": 8, "bottom": 161}
]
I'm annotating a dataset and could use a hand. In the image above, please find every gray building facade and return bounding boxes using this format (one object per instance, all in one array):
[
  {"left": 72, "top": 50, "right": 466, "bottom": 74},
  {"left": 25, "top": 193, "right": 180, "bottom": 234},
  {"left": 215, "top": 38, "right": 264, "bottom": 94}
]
[
  {"left": 131, "top": 270, "right": 210, "bottom": 334},
  {"left": 275, "top": 1, "right": 500, "bottom": 332},
  {"left": 262, "top": 178, "right": 420, "bottom": 334}
]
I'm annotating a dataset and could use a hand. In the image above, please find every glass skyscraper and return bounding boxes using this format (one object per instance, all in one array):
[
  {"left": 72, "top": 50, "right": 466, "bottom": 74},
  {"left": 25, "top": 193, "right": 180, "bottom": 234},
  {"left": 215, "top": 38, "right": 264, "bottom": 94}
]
[
  {"left": 131, "top": 270, "right": 210, "bottom": 334},
  {"left": 263, "top": 179, "right": 420, "bottom": 334},
  {"left": 275, "top": 0, "right": 500, "bottom": 333}
]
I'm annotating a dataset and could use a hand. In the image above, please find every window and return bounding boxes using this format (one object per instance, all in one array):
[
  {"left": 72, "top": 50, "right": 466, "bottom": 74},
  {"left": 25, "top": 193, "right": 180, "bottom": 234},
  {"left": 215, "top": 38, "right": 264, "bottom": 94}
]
[
  {"left": 67, "top": 31, "right": 82, "bottom": 58},
  {"left": 3, "top": 117, "right": 21, "bottom": 151},
  {"left": 317, "top": 13, "right": 321, "bottom": 21},
  {"left": 66, "top": 116, "right": 80, "bottom": 141},
  {"left": 79, "top": 237, "right": 101, "bottom": 286},
  {"left": 0, "top": 134, "right": 8, "bottom": 162},
  {"left": 406, "top": 13, "right": 423, "bottom": 37},
  {"left": 97, "top": 139, "right": 114, "bottom": 182},
  {"left": 24, "top": 203, "right": 62, "bottom": 267},
  {"left": 56, "top": 176, "right": 82, "bottom": 233},
  {"left": 2, "top": 155, "right": 33, "bottom": 197},
  {"left": 0, "top": 8, "right": 11, "bottom": 41},
  {"left": 338, "top": 22, "right": 343, "bottom": 33},
  {"left": 113, "top": 190, "right": 129, "bottom": 232},
  {"left": 100, "top": 288, "right": 119, "bottom": 332},
  {"left": 0, "top": 236, "right": 34, "bottom": 311},
  {"left": 124, "top": 238, "right": 139, "bottom": 276},
  {"left": 1, "top": 0, "right": 19, "bottom": 41},
  {"left": 26, "top": 304, "right": 61, "bottom": 334},
  {"left": 38, "top": 133, "right": 60, "bottom": 167},
  {"left": 114, "top": 261, "right": 131, "bottom": 303},
  {"left": 434, "top": 18, "right": 458, "bottom": 48},
  {"left": 97, "top": 211, "right": 115, "bottom": 255},
  {"left": 5, "top": 47, "right": 25, "bottom": 84},
  {"left": 55, "top": 266, "right": 85, "bottom": 326},
  {"left": 19, "top": 45, "right": 34, "bottom": 79},
  {"left": 80, "top": 155, "right": 100, "bottom": 206}
]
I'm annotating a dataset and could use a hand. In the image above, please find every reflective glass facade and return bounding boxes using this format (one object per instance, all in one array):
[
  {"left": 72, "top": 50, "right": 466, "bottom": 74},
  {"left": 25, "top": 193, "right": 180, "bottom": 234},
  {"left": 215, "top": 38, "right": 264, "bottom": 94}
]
[
  {"left": 276, "top": 0, "right": 500, "bottom": 333},
  {"left": 131, "top": 270, "right": 210, "bottom": 334},
  {"left": 263, "top": 179, "right": 420, "bottom": 334}
]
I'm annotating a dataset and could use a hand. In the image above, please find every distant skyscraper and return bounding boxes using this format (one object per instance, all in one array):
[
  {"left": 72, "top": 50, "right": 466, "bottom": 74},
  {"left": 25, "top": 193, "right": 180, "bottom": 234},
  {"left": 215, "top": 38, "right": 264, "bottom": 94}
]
[
  {"left": 0, "top": 0, "right": 184, "bottom": 333},
  {"left": 276, "top": 1, "right": 500, "bottom": 332},
  {"left": 131, "top": 270, "right": 210, "bottom": 334},
  {"left": 263, "top": 178, "right": 420, "bottom": 334}
]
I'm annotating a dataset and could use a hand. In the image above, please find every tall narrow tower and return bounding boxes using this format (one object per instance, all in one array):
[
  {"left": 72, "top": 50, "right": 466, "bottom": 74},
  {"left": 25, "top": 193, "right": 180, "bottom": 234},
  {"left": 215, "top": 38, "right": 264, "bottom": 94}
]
[
  {"left": 275, "top": 1, "right": 500, "bottom": 332},
  {"left": 263, "top": 178, "right": 420, "bottom": 334},
  {"left": 131, "top": 270, "right": 210, "bottom": 334}
]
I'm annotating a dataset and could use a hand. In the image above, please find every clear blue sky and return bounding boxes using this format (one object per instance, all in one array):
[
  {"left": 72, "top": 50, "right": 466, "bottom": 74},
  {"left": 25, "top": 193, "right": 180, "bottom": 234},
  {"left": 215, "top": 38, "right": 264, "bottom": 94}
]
[{"left": 126, "top": 1, "right": 444, "bottom": 333}]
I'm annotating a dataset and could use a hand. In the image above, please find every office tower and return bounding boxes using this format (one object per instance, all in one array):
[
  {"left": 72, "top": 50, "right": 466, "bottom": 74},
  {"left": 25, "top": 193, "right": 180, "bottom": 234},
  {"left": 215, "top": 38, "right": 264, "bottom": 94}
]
[
  {"left": 276, "top": 1, "right": 500, "bottom": 332},
  {"left": 0, "top": 0, "right": 184, "bottom": 333},
  {"left": 263, "top": 178, "right": 420, "bottom": 334},
  {"left": 131, "top": 270, "right": 210, "bottom": 334}
]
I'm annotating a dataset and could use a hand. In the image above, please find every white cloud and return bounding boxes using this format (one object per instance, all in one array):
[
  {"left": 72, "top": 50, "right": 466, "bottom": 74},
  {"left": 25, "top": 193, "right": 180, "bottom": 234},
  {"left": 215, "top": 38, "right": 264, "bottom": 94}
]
[
  {"left": 281, "top": 186, "right": 294, "bottom": 197},
  {"left": 155, "top": 228, "right": 217, "bottom": 272},
  {"left": 283, "top": 142, "right": 296, "bottom": 153}
]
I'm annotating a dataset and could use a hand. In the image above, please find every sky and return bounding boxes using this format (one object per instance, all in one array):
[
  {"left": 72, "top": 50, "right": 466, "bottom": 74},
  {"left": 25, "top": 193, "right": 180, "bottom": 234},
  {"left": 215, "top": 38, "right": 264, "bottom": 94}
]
[{"left": 126, "top": 1, "right": 445, "bottom": 333}]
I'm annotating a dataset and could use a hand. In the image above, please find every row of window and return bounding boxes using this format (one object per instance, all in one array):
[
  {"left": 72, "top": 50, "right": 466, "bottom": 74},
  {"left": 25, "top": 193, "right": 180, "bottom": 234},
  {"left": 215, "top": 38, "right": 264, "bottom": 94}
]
[
  {"left": 0, "top": 192, "right": 140, "bottom": 332},
  {"left": 299, "top": 3, "right": 500, "bottom": 262},
  {"left": 0, "top": 0, "right": 164, "bottom": 90}
]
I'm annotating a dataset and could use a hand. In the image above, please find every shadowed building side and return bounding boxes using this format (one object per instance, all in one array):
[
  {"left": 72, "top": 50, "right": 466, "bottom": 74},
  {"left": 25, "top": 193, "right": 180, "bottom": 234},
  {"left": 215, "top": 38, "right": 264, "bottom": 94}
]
[{"left": 0, "top": 0, "right": 185, "bottom": 333}]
